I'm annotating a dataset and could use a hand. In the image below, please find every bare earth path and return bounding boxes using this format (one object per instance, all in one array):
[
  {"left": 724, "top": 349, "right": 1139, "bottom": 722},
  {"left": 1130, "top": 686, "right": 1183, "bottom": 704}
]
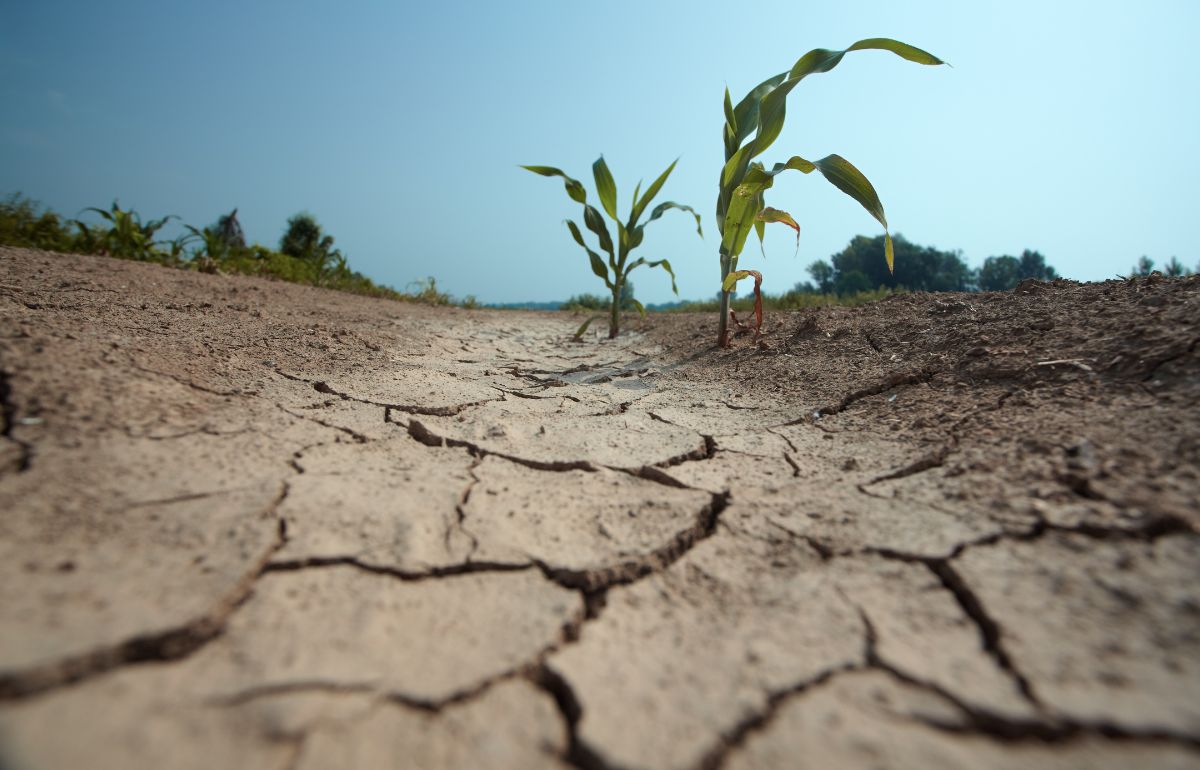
[{"left": 1, "top": 247, "right": 1198, "bottom": 769}]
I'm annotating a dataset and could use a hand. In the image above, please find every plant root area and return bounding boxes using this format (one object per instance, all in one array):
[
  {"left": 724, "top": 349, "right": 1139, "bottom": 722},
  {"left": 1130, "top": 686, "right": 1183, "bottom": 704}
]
[{"left": 1, "top": 247, "right": 1198, "bottom": 770}]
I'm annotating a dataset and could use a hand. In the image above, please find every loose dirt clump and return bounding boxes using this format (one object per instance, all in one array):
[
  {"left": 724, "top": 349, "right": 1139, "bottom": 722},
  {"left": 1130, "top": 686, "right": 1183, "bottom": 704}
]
[{"left": 1, "top": 246, "right": 1197, "bottom": 770}]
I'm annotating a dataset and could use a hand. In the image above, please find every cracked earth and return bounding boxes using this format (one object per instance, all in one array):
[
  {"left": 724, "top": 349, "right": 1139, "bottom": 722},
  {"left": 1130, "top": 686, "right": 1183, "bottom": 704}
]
[{"left": 1, "top": 246, "right": 1198, "bottom": 769}]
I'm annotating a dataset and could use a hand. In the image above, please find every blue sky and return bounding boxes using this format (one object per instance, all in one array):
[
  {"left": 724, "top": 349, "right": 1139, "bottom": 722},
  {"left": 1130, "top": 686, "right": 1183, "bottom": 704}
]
[{"left": 2, "top": 0, "right": 1197, "bottom": 302}]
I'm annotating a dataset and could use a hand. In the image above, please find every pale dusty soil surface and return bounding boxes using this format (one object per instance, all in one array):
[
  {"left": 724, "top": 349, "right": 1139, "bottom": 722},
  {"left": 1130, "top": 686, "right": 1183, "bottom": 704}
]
[{"left": 1, "top": 246, "right": 1198, "bottom": 770}]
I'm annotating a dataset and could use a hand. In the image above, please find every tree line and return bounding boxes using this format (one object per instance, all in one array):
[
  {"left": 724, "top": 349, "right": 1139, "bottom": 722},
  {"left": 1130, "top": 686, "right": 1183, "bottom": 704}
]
[{"left": 796, "top": 234, "right": 1194, "bottom": 297}]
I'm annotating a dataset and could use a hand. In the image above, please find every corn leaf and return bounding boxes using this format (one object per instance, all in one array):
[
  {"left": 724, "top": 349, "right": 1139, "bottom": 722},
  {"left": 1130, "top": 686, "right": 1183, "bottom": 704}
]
[
  {"left": 522, "top": 165, "right": 588, "bottom": 204},
  {"left": 592, "top": 156, "right": 619, "bottom": 221},
  {"left": 753, "top": 39, "right": 945, "bottom": 161},
  {"left": 843, "top": 38, "right": 945, "bottom": 67},
  {"left": 644, "top": 201, "right": 702, "bottom": 237},
  {"left": 573, "top": 314, "right": 605, "bottom": 341},
  {"left": 626, "top": 257, "right": 679, "bottom": 295},
  {"left": 756, "top": 207, "right": 801, "bottom": 255},
  {"left": 732, "top": 72, "right": 787, "bottom": 148},
  {"left": 582, "top": 204, "right": 616, "bottom": 268},
  {"left": 629, "top": 298, "right": 646, "bottom": 317},
  {"left": 629, "top": 158, "right": 678, "bottom": 228},
  {"left": 565, "top": 220, "right": 614, "bottom": 288},
  {"left": 812, "top": 154, "right": 888, "bottom": 230}
]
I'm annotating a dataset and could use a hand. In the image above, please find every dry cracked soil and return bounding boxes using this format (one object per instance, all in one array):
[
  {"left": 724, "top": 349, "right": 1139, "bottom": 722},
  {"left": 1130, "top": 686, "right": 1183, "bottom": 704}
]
[{"left": 0, "top": 246, "right": 1198, "bottom": 770}]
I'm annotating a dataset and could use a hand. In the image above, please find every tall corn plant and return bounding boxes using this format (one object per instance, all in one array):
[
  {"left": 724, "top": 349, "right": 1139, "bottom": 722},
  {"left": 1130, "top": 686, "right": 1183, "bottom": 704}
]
[
  {"left": 523, "top": 157, "right": 702, "bottom": 338},
  {"left": 716, "top": 39, "right": 946, "bottom": 346}
]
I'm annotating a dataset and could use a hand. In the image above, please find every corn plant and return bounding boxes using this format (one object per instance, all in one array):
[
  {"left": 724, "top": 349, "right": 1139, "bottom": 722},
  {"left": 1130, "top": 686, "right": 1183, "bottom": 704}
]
[
  {"left": 75, "top": 200, "right": 176, "bottom": 262},
  {"left": 523, "top": 157, "right": 701, "bottom": 338},
  {"left": 716, "top": 38, "right": 946, "bottom": 346}
]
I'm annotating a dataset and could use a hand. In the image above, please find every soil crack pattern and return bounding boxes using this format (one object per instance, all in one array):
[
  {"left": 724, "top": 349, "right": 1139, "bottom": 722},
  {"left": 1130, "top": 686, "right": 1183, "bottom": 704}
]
[{"left": 1, "top": 249, "right": 1198, "bottom": 769}]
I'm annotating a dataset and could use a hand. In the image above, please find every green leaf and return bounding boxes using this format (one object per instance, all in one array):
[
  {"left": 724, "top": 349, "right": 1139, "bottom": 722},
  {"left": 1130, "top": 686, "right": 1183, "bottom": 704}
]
[
  {"left": 723, "top": 87, "right": 737, "bottom": 134},
  {"left": 645, "top": 201, "right": 702, "bottom": 238},
  {"left": 732, "top": 72, "right": 787, "bottom": 149},
  {"left": 573, "top": 314, "right": 605, "bottom": 341},
  {"left": 565, "top": 220, "right": 614, "bottom": 289},
  {"left": 751, "top": 39, "right": 946, "bottom": 160},
  {"left": 626, "top": 257, "right": 679, "bottom": 295},
  {"left": 592, "top": 156, "right": 619, "bottom": 221},
  {"left": 629, "top": 297, "right": 646, "bottom": 317},
  {"left": 812, "top": 154, "right": 888, "bottom": 230},
  {"left": 845, "top": 38, "right": 946, "bottom": 67},
  {"left": 629, "top": 158, "right": 678, "bottom": 229},
  {"left": 522, "top": 165, "right": 588, "bottom": 204},
  {"left": 582, "top": 204, "right": 616, "bottom": 268},
  {"left": 885, "top": 232, "right": 895, "bottom": 274}
]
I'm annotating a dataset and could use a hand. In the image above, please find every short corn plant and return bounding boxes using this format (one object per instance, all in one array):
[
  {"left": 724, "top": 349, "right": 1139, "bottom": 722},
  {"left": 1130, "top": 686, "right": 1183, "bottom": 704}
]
[
  {"left": 523, "top": 157, "right": 701, "bottom": 339},
  {"left": 75, "top": 200, "right": 176, "bottom": 262},
  {"left": 716, "top": 38, "right": 946, "bottom": 346}
]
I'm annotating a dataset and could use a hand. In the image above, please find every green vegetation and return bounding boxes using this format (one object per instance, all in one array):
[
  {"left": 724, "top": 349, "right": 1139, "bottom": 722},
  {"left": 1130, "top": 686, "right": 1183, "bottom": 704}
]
[
  {"left": 0, "top": 193, "right": 462, "bottom": 305},
  {"left": 715, "top": 39, "right": 946, "bottom": 346},
  {"left": 977, "top": 249, "right": 1058, "bottom": 291},
  {"left": 1130, "top": 255, "right": 1194, "bottom": 278},
  {"left": 523, "top": 156, "right": 702, "bottom": 338}
]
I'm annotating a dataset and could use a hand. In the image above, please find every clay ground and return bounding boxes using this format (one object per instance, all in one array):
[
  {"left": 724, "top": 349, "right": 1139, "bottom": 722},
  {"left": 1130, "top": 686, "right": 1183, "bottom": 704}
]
[{"left": 0, "top": 246, "right": 1198, "bottom": 769}]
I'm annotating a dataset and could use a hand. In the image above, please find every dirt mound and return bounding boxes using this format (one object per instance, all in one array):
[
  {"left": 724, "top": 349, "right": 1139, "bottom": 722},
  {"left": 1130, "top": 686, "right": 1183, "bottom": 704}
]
[{"left": 1, "top": 247, "right": 1197, "bottom": 770}]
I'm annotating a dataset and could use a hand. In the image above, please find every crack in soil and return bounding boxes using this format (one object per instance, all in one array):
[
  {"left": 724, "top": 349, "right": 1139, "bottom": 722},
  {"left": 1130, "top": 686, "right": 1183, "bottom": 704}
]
[
  {"left": 807, "top": 368, "right": 933, "bottom": 420},
  {"left": 0, "top": 367, "right": 32, "bottom": 472},
  {"left": 925, "top": 559, "right": 1043, "bottom": 708},
  {"left": 274, "top": 368, "right": 502, "bottom": 416},
  {"left": 864, "top": 444, "right": 951, "bottom": 485},
  {"left": 0, "top": 481, "right": 292, "bottom": 700},
  {"left": 530, "top": 664, "right": 625, "bottom": 770},
  {"left": 532, "top": 491, "right": 730, "bottom": 593},
  {"left": 276, "top": 402, "right": 371, "bottom": 444}
]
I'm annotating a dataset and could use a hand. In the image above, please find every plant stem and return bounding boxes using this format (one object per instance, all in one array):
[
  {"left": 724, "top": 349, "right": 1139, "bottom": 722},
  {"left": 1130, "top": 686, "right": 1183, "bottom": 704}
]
[
  {"left": 609, "top": 282, "right": 620, "bottom": 339},
  {"left": 717, "top": 253, "right": 731, "bottom": 346}
]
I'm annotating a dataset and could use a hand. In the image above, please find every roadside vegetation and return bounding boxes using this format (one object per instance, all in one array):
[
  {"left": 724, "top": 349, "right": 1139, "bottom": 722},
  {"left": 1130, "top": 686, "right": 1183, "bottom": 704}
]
[{"left": 0, "top": 193, "right": 459, "bottom": 305}]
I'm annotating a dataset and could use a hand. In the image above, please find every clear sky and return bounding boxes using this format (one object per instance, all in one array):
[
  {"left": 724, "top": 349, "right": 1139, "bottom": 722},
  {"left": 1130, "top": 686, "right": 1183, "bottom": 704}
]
[{"left": 3, "top": 0, "right": 1198, "bottom": 303}]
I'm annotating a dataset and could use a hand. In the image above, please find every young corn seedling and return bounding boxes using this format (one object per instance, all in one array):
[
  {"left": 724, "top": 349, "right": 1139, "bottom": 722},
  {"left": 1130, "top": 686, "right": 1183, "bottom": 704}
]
[
  {"left": 75, "top": 200, "right": 176, "bottom": 262},
  {"left": 716, "top": 38, "right": 946, "bottom": 347},
  {"left": 523, "top": 157, "right": 702, "bottom": 339}
]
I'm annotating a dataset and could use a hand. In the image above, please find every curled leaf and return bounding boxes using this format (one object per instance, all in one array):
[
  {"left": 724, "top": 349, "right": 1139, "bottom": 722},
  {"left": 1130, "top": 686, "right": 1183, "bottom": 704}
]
[{"left": 756, "top": 207, "right": 801, "bottom": 256}]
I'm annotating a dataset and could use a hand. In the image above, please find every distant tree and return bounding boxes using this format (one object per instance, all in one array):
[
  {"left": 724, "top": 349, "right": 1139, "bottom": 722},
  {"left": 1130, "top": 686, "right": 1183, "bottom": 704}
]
[
  {"left": 280, "top": 212, "right": 340, "bottom": 266},
  {"left": 791, "top": 280, "right": 818, "bottom": 294},
  {"left": 835, "top": 269, "right": 872, "bottom": 296},
  {"left": 619, "top": 279, "right": 637, "bottom": 310},
  {"left": 1131, "top": 256, "right": 1155, "bottom": 277},
  {"left": 828, "top": 234, "right": 973, "bottom": 293},
  {"left": 978, "top": 249, "right": 1057, "bottom": 291},
  {"left": 808, "top": 260, "right": 835, "bottom": 294},
  {"left": 1163, "top": 257, "right": 1190, "bottom": 277},
  {"left": 978, "top": 255, "right": 1020, "bottom": 291},
  {"left": 1016, "top": 249, "right": 1058, "bottom": 282}
]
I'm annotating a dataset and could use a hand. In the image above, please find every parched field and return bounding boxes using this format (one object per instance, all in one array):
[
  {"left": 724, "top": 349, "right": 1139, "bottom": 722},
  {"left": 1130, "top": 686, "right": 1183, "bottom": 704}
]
[{"left": 1, "top": 247, "right": 1198, "bottom": 769}]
